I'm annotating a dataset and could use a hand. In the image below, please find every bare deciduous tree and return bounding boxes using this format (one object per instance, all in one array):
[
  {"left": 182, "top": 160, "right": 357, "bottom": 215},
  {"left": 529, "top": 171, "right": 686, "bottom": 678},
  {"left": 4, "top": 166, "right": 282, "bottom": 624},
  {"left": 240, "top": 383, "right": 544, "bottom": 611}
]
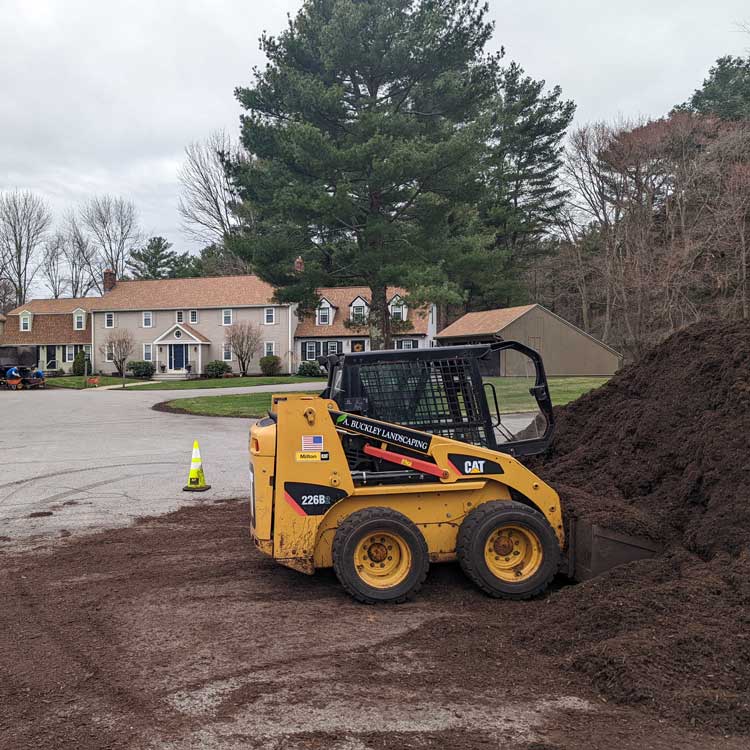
[
  {"left": 224, "top": 321, "right": 262, "bottom": 376},
  {"left": 178, "top": 130, "right": 246, "bottom": 245},
  {"left": 100, "top": 330, "right": 135, "bottom": 384},
  {"left": 81, "top": 195, "right": 141, "bottom": 285},
  {"left": 63, "top": 211, "right": 97, "bottom": 297},
  {"left": 0, "top": 190, "right": 52, "bottom": 306},
  {"left": 41, "top": 233, "right": 68, "bottom": 298}
]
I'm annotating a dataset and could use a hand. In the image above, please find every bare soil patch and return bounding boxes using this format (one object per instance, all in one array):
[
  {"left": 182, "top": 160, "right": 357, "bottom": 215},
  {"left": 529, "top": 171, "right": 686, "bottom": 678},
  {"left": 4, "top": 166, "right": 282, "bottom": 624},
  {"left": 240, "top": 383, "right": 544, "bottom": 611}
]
[{"left": 2, "top": 500, "right": 745, "bottom": 750}]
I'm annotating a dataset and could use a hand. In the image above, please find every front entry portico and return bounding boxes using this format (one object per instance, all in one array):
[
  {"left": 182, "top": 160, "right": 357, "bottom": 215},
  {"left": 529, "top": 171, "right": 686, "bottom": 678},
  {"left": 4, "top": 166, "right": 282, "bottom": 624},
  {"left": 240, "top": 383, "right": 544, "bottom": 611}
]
[{"left": 153, "top": 324, "right": 211, "bottom": 379}]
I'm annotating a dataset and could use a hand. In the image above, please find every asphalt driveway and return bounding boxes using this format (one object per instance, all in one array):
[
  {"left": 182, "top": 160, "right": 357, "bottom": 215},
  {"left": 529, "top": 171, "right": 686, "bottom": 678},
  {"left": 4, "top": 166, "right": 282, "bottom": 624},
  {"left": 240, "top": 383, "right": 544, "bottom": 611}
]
[{"left": 0, "top": 382, "right": 317, "bottom": 544}]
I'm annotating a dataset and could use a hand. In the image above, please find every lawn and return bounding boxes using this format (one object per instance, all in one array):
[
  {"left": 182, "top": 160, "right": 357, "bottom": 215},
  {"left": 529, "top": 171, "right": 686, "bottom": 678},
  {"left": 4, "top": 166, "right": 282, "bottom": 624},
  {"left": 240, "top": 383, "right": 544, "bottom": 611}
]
[
  {"left": 129, "top": 375, "right": 324, "bottom": 391},
  {"left": 159, "top": 392, "right": 317, "bottom": 418},
  {"left": 159, "top": 377, "right": 608, "bottom": 419},
  {"left": 484, "top": 376, "right": 609, "bottom": 413},
  {"left": 46, "top": 375, "right": 140, "bottom": 389}
]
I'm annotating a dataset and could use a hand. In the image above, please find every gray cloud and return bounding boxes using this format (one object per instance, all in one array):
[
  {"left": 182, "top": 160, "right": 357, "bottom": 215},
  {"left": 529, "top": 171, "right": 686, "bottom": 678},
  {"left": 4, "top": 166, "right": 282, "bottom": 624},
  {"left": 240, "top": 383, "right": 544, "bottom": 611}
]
[{"left": 1, "top": 0, "right": 747, "bottom": 258}]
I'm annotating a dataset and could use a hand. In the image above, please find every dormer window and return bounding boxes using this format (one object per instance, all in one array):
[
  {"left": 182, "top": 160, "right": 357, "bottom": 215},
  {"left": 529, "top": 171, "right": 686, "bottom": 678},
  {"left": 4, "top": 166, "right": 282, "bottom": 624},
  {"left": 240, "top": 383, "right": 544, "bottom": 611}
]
[
  {"left": 352, "top": 305, "right": 366, "bottom": 323},
  {"left": 20, "top": 313, "right": 32, "bottom": 331},
  {"left": 316, "top": 300, "right": 333, "bottom": 326},
  {"left": 390, "top": 296, "right": 407, "bottom": 322},
  {"left": 74, "top": 311, "right": 86, "bottom": 330}
]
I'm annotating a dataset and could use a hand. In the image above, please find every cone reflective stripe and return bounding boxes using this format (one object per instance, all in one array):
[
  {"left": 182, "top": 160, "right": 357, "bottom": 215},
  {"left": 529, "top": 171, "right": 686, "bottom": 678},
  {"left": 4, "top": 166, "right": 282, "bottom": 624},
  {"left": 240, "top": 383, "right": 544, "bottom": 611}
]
[{"left": 183, "top": 440, "right": 211, "bottom": 492}]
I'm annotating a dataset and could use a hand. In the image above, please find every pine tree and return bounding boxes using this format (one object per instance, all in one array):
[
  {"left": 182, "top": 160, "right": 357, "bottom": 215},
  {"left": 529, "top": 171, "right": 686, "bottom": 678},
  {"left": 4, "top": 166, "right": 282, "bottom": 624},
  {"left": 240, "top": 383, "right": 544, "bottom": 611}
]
[
  {"left": 676, "top": 55, "right": 750, "bottom": 121},
  {"left": 470, "top": 63, "right": 575, "bottom": 308},
  {"left": 229, "top": 0, "right": 499, "bottom": 348},
  {"left": 127, "top": 236, "right": 180, "bottom": 279}
]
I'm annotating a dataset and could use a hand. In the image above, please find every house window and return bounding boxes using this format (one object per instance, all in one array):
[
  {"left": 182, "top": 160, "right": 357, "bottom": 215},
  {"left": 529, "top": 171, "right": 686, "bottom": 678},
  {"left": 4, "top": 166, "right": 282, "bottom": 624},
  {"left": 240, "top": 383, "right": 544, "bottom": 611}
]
[
  {"left": 351, "top": 305, "right": 366, "bottom": 323},
  {"left": 176, "top": 311, "right": 184, "bottom": 323},
  {"left": 189, "top": 310, "right": 198, "bottom": 324},
  {"left": 396, "top": 339, "right": 419, "bottom": 350},
  {"left": 105, "top": 344, "right": 114, "bottom": 362},
  {"left": 143, "top": 311, "right": 153, "bottom": 328},
  {"left": 264, "top": 341, "right": 275, "bottom": 357},
  {"left": 327, "top": 341, "right": 339, "bottom": 355},
  {"left": 391, "top": 305, "right": 404, "bottom": 321},
  {"left": 74, "top": 312, "right": 85, "bottom": 330},
  {"left": 222, "top": 309, "right": 232, "bottom": 326},
  {"left": 20, "top": 315, "right": 31, "bottom": 331},
  {"left": 143, "top": 344, "right": 153, "bottom": 362},
  {"left": 318, "top": 306, "right": 330, "bottom": 325},
  {"left": 65, "top": 345, "right": 75, "bottom": 363},
  {"left": 83, "top": 344, "right": 92, "bottom": 357},
  {"left": 174, "top": 329, "right": 182, "bottom": 339},
  {"left": 223, "top": 343, "right": 232, "bottom": 361},
  {"left": 264, "top": 307, "right": 275, "bottom": 325},
  {"left": 304, "top": 341, "right": 318, "bottom": 361},
  {"left": 351, "top": 339, "right": 366, "bottom": 353},
  {"left": 105, "top": 312, "right": 114, "bottom": 328}
]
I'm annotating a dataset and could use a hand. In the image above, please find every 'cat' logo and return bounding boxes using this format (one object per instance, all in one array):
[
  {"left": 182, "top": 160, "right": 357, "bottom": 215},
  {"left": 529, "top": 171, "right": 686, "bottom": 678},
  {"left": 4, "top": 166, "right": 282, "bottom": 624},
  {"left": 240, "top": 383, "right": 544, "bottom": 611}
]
[{"left": 464, "top": 460, "right": 486, "bottom": 474}]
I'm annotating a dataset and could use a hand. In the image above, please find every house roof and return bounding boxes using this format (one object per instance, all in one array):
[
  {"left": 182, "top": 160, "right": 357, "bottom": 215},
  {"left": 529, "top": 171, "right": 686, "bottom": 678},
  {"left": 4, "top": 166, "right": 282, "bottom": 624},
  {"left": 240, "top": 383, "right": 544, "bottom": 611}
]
[
  {"left": 295, "top": 286, "right": 430, "bottom": 338},
  {"left": 90, "top": 275, "right": 276, "bottom": 311},
  {"left": 0, "top": 313, "right": 92, "bottom": 345},
  {"left": 8, "top": 297, "right": 96, "bottom": 315},
  {"left": 7, "top": 275, "right": 277, "bottom": 315},
  {"left": 436, "top": 305, "right": 536, "bottom": 339}
]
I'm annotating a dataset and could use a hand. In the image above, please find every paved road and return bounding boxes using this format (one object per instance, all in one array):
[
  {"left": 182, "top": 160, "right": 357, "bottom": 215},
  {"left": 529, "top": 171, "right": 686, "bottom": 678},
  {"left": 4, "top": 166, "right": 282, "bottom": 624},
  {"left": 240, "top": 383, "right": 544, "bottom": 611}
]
[
  {"left": 1, "top": 382, "right": 537, "bottom": 545},
  {"left": 0, "top": 382, "right": 322, "bottom": 543}
]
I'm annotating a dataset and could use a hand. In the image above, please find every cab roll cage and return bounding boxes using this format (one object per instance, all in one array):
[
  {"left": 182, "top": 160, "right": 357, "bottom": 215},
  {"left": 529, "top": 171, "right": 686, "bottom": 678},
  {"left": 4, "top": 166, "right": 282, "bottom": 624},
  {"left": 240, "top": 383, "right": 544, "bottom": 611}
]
[{"left": 319, "top": 341, "right": 554, "bottom": 457}]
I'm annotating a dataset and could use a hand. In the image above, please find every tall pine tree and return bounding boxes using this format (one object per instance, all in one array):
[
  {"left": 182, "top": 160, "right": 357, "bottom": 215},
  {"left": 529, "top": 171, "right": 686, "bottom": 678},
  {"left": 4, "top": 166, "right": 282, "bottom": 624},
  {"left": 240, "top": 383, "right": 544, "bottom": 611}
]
[
  {"left": 470, "top": 63, "right": 575, "bottom": 308},
  {"left": 127, "top": 236, "right": 197, "bottom": 279},
  {"left": 229, "top": 0, "right": 499, "bottom": 347}
]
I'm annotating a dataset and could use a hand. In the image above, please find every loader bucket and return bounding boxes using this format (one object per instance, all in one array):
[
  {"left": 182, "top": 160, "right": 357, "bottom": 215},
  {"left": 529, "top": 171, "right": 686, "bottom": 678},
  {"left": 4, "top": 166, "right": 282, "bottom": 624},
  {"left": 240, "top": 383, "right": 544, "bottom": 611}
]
[{"left": 566, "top": 517, "right": 662, "bottom": 581}]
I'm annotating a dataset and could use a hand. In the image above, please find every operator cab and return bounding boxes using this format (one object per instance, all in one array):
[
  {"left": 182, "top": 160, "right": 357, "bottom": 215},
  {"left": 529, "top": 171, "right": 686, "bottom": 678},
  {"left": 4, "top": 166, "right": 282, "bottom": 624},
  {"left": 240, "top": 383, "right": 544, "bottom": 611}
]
[{"left": 319, "top": 341, "right": 554, "bottom": 458}]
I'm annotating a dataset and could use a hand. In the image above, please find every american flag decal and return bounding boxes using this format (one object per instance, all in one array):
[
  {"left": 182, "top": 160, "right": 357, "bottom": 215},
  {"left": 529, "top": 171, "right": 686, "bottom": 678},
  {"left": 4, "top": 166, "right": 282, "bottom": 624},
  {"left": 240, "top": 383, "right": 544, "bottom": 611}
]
[{"left": 301, "top": 435, "right": 324, "bottom": 451}]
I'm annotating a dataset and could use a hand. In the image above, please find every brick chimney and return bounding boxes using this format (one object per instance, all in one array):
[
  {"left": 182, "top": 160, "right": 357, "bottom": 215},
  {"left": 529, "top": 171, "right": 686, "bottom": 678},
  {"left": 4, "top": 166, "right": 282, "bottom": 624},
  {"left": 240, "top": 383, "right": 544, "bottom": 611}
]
[
  {"left": 103, "top": 269, "right": 116, "bottom": 293},
  {"left": 294, "top": 255, "right": 305, "bottom": 273}
]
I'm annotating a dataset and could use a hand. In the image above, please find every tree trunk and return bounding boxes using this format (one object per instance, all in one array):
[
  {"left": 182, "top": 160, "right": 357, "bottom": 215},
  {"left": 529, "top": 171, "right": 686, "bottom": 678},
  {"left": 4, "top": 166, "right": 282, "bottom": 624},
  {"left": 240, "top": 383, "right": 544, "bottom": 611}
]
[{"left": 369, "top": 285, "right": 391, "bottom": 350}]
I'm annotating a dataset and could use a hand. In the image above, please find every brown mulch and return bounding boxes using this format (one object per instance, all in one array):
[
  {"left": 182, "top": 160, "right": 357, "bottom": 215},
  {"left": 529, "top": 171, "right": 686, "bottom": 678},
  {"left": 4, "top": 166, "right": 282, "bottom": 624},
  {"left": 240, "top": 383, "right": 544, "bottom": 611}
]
[{"left": 522, "top": 320, "right": 750, "bottom": 732}]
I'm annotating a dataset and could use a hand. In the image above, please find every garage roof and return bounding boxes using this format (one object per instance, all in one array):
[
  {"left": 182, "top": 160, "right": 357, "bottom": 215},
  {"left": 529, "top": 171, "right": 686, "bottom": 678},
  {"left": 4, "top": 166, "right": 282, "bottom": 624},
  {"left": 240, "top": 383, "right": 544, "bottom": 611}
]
[{"left": 436, "top": 305, "right": 536, "bottom": 339}]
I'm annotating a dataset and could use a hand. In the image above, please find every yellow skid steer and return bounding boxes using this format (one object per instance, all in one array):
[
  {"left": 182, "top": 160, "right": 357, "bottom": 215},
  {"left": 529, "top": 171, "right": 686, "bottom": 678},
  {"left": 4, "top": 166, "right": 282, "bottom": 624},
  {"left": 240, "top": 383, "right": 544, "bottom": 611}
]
[{"left": 249, "top": 343, "right": 659, "bottom": 603}]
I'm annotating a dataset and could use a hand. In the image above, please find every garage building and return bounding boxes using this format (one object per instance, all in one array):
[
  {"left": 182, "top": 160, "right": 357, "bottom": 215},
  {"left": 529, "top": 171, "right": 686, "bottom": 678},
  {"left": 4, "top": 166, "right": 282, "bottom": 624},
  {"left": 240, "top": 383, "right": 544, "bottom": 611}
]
[{"left": 436, "top": 304, "right": 622, "bottom": 377}]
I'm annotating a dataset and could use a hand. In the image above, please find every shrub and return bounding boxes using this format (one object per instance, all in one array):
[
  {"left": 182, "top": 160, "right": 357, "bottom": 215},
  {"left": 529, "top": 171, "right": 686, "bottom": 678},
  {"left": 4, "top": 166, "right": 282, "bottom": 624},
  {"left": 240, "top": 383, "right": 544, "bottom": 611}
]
[
  {"left": 72, "top": 350, "right": 88, "bottom": 376},
  {"left": 297, "top": 360, "right": 323, "bottom": 377},
  {"left": 206, "top": 360, "right": 232, "bottom": 378},
  {"left": 259, "top": 355, "right": 282, "bottom": 376},
  {"left": 127, "top": 360, "right": 156, "bottom": 379}
]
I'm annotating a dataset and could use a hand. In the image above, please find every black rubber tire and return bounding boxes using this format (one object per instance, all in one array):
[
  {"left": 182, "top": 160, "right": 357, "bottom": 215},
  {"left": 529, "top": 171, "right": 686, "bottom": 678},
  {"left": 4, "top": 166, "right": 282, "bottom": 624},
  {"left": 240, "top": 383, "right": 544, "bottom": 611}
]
[
  {"left": 457, "top": 500, "right": 560, "bottom": 600},
  {"left": 332, "top": 507, "right": 429, "bottom": 604}
]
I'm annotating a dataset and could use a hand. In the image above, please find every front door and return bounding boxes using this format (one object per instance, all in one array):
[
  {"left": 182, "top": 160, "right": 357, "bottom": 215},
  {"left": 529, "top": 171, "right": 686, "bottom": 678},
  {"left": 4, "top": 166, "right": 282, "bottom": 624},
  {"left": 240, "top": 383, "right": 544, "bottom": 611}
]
[{"left": 169, "top": 344, "right": 187, "bottom": 370}]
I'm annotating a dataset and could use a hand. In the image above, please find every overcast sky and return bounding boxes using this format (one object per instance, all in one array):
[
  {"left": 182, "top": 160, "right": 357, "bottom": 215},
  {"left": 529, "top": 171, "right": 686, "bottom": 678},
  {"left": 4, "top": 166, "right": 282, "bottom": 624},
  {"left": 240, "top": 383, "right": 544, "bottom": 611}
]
[{"left": 1, "top": 0, "right": 748, "bottom": 256}]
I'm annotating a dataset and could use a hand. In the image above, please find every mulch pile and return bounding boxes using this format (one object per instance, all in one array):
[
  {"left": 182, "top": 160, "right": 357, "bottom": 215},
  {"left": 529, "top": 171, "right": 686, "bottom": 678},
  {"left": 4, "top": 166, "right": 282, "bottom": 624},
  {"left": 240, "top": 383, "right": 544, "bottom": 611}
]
[{"left": 519, "top": 320, "right": 750, "bottom": 733}]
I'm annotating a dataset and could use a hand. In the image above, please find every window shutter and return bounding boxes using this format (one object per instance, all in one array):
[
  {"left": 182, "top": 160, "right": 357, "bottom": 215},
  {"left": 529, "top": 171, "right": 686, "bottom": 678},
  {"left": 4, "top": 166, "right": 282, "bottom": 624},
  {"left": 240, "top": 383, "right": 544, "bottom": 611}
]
[{"left": 337, "top": 341, "right": 343, "bottom": 354}]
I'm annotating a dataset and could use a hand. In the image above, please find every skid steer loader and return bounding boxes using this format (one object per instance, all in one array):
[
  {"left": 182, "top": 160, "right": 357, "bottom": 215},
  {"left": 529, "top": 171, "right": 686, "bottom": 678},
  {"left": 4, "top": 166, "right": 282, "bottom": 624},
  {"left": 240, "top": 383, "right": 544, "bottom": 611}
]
[{"left": 249, "top": 342, "right": 660, "bottom": 603}]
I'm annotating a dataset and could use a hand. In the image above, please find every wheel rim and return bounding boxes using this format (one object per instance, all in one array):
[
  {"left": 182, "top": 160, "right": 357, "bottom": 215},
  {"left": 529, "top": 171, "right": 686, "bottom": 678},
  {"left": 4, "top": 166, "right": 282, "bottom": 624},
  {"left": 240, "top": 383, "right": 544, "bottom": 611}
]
[
  {"left": 484, "top": 524, "right": 543, "bottom": 582},
  {"left": 355, "top": 531, "right": 412, "bottom": 589}
]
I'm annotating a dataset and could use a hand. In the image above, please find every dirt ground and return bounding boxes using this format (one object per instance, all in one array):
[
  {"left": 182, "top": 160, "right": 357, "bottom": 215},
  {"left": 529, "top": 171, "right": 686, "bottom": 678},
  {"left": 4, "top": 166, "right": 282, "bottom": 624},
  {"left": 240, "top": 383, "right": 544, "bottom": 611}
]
[{"left": 1, "top": 499, "right": 745, "bottom": 750}]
